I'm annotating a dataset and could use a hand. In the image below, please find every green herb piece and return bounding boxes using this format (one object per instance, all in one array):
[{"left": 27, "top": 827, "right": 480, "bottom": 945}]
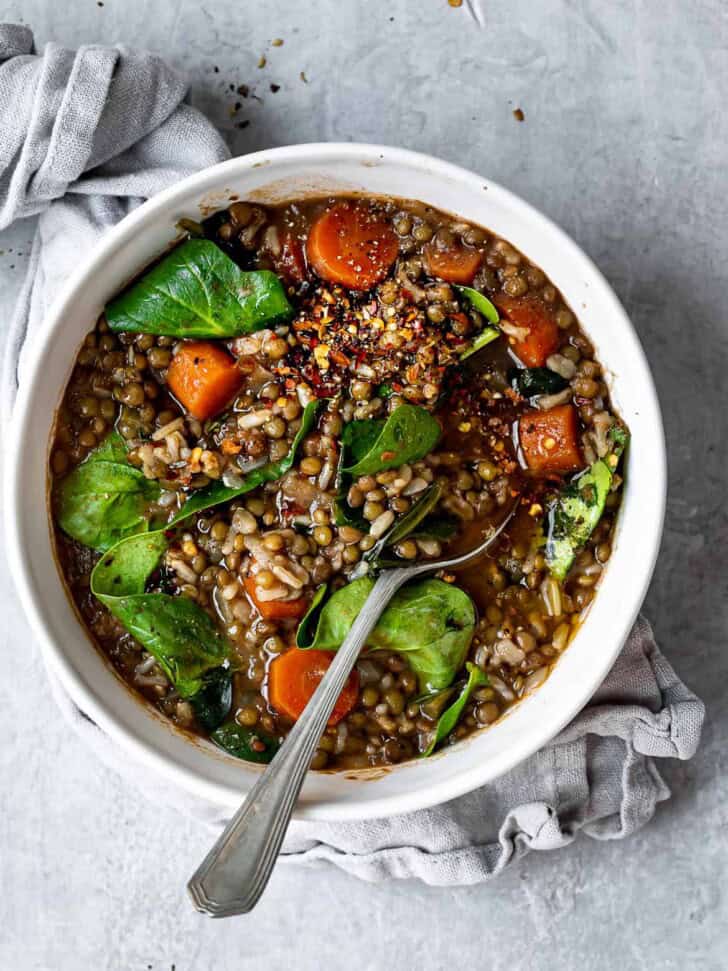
[
  {"left": 343, "top": 405, "right": 441, "bottom": 478},
  {"left": 375, "top": 383, "right": 394, "bottom": 399},
  {"left": 509, "top": 367, "right": 568, "bottom": 397},
  {"left": 91, "top": 531, "right": 231, "bottom": 699},
  {"left": 366, "top": 483, "right": 441, "bottom": 562},
  {"left": 171, "top": 400, "right": 321, "bottom": 523},
  {"left": 460, "top": 327, "right": 500, "bottom": 361},
  {"left": 55, "top": 431, "right": 161, "bottom": 552},
  {"left": 421, "top": 663, "right": 488, "bottom": 757},
  {"left": 105, "top": 239, "right": 293, "bottom": 338},
  {"left": 211, "top": 722, "right": 280, "bottom": 764},
  {"left": 296, "top": 577, "right": 476, "bottom": 692},
  {"left": 455, "top": 285, "right": 500, "bottom": 324},
  {"left": 545, "top": 427, "right": 629, "bottom": 580},
  {"left": 191, "top": 668, "right": 233, "bottom": 731}
]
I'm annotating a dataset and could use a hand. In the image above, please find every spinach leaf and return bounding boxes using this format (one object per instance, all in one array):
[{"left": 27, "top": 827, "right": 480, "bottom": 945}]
[
  {"left": 294, "top": 584, "right": 328, "bottom": 649},
  {"left": 105, "top": 239, "right": 292, "bottom": 339},
  {"left": 211, "top": 722, "right": 280, "bottom": 764},
  {"left": 454, "top": 286, "right": 501, "bottom": 359},
  {"left": 170, "top": 400, "right": 321, "bottom": 524},
  {"left": 408, "top": 516, "right": 459, "bottom": 541},
  {"left": 421, "top": 663, "right": 487, "bottom": 757},
  {"left": 343, "top": 405, "right": 441, "bottom": 477},
  {"left": 191, "top": 668, "right": 233, "bottom": 731},
  {"left": 460, "top": 327, "right": 500, "bottom": 361},
  {"left": 91, "top": 532, "right": 231, "bottom": 699},
  {"left": 366, "top": 483, "right": 441, "bottom": 562},
  {"left": 455, "top": 285, "right": 500, "bottom": 324},
  {"left": 545, "top": 427, "right": 629, "bottom": 580},
  {"left": 296, "top": 577, "right": 476, "bottom": 692},
  {"left": 333, "top": 418, "right": 384, "bottom": 527},
  {"left": 55, "top": 431, "right": 161, "bottom": 552},
  {"left": 509, "top": 367, "right": 568, "bottom": 398}
]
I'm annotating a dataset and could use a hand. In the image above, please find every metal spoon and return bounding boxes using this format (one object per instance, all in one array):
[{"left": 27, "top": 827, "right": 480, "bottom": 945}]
[{"left": 187, "top": 504, "right": 517, "bottom": 917}]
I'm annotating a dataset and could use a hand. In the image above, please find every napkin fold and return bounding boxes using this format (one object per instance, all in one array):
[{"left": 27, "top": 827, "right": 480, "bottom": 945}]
[{"left": 0, "top": 24, "right": 705, "bottom": 886}]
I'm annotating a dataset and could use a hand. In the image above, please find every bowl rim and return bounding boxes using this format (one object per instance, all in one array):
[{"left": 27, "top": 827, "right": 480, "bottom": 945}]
[{"left": 4, "top": 142, "right": 666, "bottom": 820}]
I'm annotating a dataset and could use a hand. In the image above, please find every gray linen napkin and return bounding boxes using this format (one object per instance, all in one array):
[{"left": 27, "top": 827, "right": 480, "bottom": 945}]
[{"left": 0, "top": 24, "right": 706, "bottom": 886}]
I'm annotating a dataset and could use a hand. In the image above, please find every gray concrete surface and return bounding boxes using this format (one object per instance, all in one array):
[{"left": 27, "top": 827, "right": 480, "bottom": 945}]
[{"left": 0, "top": 1, "right": 726, "bottom": 968}]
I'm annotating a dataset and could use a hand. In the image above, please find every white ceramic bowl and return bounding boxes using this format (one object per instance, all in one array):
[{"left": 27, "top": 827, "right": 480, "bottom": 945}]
[{"left": 5, "top": 144, "right": 666, "bottom": 821}]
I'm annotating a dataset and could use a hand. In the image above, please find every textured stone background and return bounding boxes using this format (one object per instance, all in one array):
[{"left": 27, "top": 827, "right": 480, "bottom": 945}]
[{"left": 0, "top": 1, "right": 725, "bottom": 968}]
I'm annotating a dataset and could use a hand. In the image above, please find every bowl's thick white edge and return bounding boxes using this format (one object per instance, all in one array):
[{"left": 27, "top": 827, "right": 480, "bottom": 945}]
[{"left": 4, "top": 143, "right": 666, "bottom": 821}]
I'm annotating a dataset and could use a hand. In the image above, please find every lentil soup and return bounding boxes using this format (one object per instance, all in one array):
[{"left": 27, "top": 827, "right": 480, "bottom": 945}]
[{"left": 50, "top": 195, "right": 628, "bottom": 771}]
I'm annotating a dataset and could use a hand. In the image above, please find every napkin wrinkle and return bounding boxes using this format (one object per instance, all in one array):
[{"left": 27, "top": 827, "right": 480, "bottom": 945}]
[{"left": 0, "top": 23, "right": 705, "bottom": 887}]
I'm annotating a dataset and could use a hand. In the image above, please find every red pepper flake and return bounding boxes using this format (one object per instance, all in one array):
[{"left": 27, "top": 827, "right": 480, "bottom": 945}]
[
  {"left": 380, "top": 450, "right": 396, "bottom": 461},
  {"left": 330, "top": 348, "right": 351, "bottom": 366}
]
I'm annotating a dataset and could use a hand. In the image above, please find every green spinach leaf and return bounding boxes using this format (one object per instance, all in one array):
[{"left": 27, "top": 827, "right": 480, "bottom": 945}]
[
  {"left": 455, "top": 285, "right": 500, "bottom": 324},
  {"left": 421, "top": 663, "right": 487, "bottom": 757},
  {"left": 545, "top": 427, "right": 629, "bottom": 580},
  {"left": 211, "top": 722, "right": 280, "bottom": 764},
  {"left": 91, "top": 531, "right": 231, "bottom": 699},
  {"left": 333, "top": 418, "right": 384, "bottom": 527},
  {"left": 55, "top": 431, "right": 161, "bottom": 552},
  {"left": 509, "top": 367, "right": 568, "bottom": 397},
  {"left": 296, "top": 577, "right": 476, "bottom": 692},
  {"left": 460, "top": 327, "right": 500, "bottom": 361},
  {"left": 105, "top": 239, "right": 292, "bottom": 338},
  {"left": 343, "top": 405, "right": 441, "bottom": 478},
  {"left": 407, "top": 516, "right": 459, "bottom": 541},
  {"left": 191, "top": 668, "right": 233, "bottom": 731},
  {"left": 455, "top": 286, "right": 501, "bottom": 360}
]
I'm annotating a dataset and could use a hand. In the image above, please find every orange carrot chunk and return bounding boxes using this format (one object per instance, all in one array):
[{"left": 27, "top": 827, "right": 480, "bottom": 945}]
[
  {"left": 519, "top": 404, "right": 584, "bottom": 475},
  {"left": 244, "top": 576, "right": 307, "bottom": 621},
  {"left": 268, "top": 647, "right": 359, "bottom": 725},
  {"left": 495, "top": 295, "right": 561, "bottom": 367},
  {"left": 424, "top": 240, "right": 482, "bottom": 284},
  {"left": 306, "top": 202, "right": 398, "bottom": 290},
  {"left": 166, "top": 341, "right": 244, "bottom": 422}
]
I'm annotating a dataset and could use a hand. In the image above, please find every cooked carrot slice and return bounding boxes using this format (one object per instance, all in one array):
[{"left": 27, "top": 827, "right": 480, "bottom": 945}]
[
  {"left": 519, "top": 404, "right": 584, "bottom": 475},
  {"left": 268, "top": 647, "right": 359, "bottom": 725},
  {"left": 306, "top": 202, "right": 398, "bottom": 290},
  {"left": 424, "top": 241, "right": 482, "bottom": 284},
  {"left": 495, "top": 295, "right": 560, "bottom": 367},
  {"left": 244, "top": 576, "right": 307, "bottom": 621},
  {"left": 167, "top": 341, "right": 244, "bottom": 422}
]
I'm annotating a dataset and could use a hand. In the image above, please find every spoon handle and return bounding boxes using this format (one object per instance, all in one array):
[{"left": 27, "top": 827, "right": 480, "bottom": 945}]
[{"left": 187, "top": 568, "right": 409, "bottom": 917}]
